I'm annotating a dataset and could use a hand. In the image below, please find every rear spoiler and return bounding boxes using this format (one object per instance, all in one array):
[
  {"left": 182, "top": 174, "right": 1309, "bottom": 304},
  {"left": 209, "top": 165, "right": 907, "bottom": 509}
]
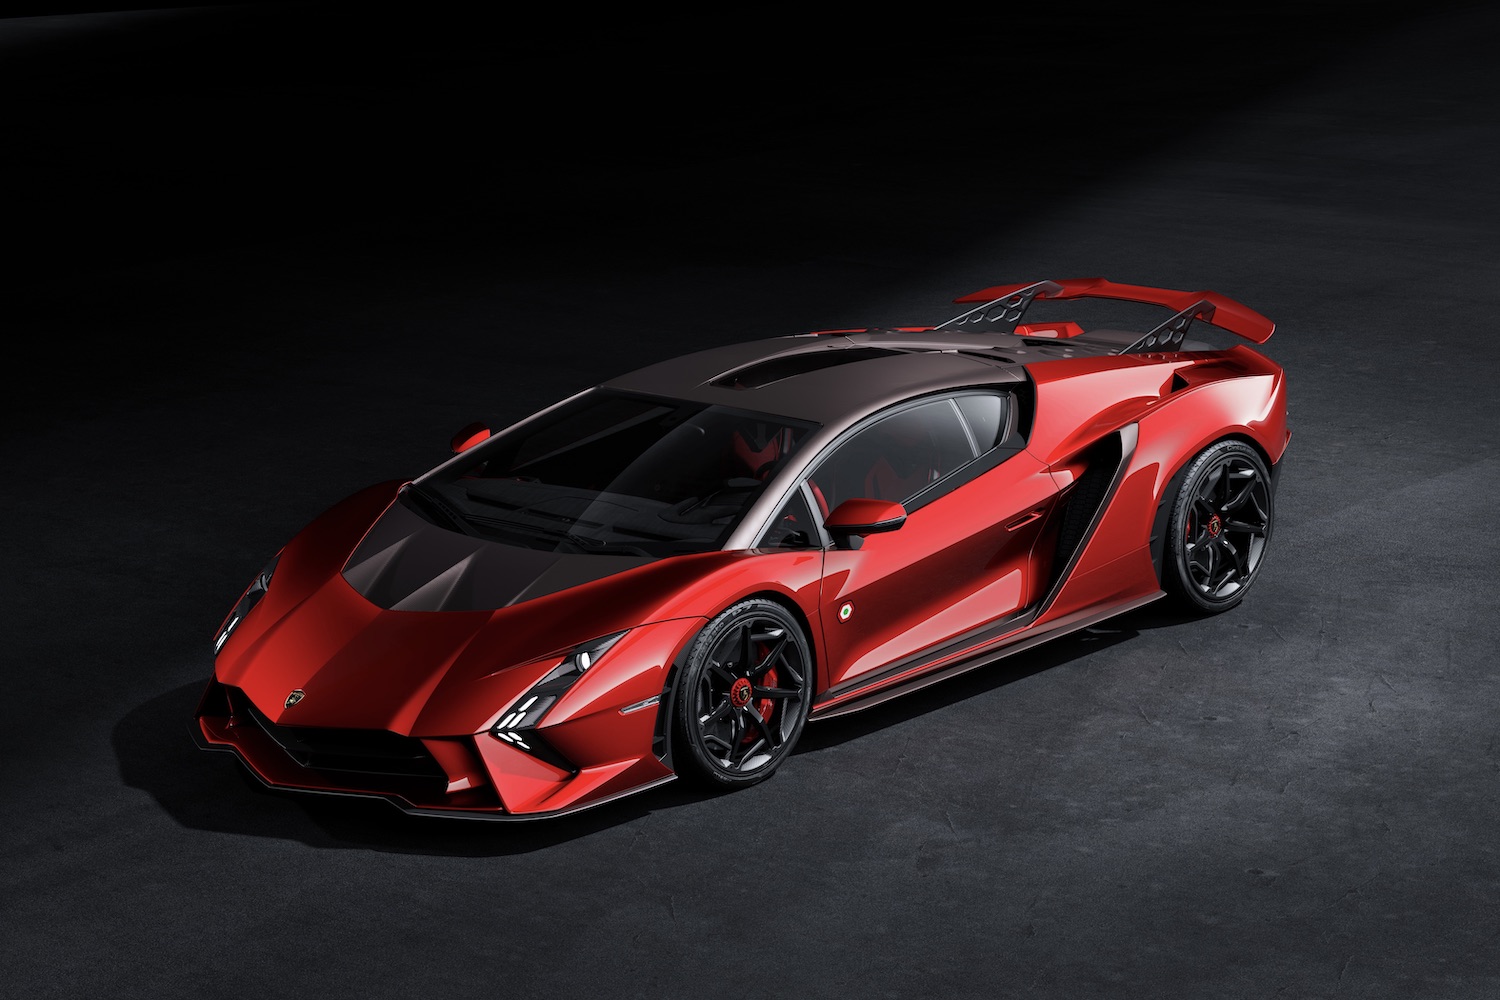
[{"left": 941, "top": 278, "right": 1275, "bottom": 347}]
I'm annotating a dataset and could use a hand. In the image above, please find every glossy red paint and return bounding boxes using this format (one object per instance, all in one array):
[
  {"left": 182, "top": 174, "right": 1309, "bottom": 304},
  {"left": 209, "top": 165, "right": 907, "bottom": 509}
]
[
  {"left": 1013, "top": 321, "right": 1084, "bottom": 339},
  {"left": 201, "top": 507, "right": 832, "bottom": 816},
  {"left": 816, "top": 450, "right": 1058, "bottom": 692},
  {"left": 196, "top": 278, "right": 1287, "bottom": 819},
  {"left": 450, "top": 422, "right": 491, "bottom": 453},
  {"left": 824, "top": 497, "right": 907, "bottom": 534}
]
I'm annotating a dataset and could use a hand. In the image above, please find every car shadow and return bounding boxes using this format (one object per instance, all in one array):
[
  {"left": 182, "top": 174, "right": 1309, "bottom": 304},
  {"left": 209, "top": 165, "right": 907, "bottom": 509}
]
[
  {"left": 119, "top": 604, "right": 1183, "bottom": 853},
  {"left": 112, "top": 682, "right": 729, "bottom": 856}
]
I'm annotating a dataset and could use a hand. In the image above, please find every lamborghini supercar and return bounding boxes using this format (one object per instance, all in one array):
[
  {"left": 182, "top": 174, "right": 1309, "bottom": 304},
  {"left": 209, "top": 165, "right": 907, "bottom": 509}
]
[{"left": 193, "top": 278, "right": 1288, "bottom": 819}]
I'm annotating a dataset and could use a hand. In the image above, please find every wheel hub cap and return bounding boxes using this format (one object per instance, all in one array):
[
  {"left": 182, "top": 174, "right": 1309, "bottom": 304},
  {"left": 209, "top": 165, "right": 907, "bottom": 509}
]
[
  {"left": 729, "top": 677, "right": 753, "bottom": 708},
  {"left": 1207, "top": 513, "right": 1222, "bottom": 537}
]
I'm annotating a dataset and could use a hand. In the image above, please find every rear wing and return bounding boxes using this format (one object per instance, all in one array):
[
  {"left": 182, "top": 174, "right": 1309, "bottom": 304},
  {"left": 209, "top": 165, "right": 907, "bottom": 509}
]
[{"left": 939, "top": 278, "right": 1275, "bottom": 350}]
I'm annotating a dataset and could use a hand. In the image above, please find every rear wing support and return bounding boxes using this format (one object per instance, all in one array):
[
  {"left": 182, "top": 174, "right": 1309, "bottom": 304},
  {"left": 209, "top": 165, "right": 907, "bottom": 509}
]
[
  {"left": 938, "top": 280, "right": 1064, "bottom": 330},
  {"left": 938, "top": 277, "right": 1275, "bottom": 347}
]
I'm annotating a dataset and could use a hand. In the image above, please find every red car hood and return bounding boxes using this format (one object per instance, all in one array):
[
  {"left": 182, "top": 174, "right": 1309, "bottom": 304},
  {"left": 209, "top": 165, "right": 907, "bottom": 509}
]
[{"left": 211, "top": 482, "right": 768, "bottom": 736}]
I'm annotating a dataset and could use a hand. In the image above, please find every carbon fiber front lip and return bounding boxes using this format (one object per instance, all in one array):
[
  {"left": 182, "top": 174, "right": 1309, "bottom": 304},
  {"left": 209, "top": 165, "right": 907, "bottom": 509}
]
[{"left": 190, "top": 717, "right": 678, "bottom": 822}]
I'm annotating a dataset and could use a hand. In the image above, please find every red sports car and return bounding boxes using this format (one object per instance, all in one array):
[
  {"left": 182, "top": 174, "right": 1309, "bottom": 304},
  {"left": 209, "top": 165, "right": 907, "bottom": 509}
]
[{"left": 194, "top": 278, "right": 1288, "bottom": 819}]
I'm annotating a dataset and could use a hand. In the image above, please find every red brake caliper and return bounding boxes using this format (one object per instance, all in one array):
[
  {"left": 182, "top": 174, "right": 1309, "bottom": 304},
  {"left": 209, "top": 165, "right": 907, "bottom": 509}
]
[
  {"left": 732, "top": 662, "right": 778, "bottom": 746},
  {"left": 755, "top": 667, "right": 778, "bottom": 726}
]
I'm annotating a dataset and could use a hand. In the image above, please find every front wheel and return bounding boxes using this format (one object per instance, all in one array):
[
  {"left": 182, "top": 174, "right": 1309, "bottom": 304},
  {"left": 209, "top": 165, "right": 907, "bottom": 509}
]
[
  {"left": 672, "top": 599, "right": 812, "bottom": 788},
  {"left": 1165, "top": 440, "right": 1274, "bottom": 614}
]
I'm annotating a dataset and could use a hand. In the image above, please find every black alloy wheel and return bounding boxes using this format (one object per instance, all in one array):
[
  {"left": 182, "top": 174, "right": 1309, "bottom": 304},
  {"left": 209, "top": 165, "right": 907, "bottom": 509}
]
[
  {"left": 673, "top": 599, "right": 812, "bottom": 788},
  {"left": 1166, "top": 439, "right": 1274, "bottom": 613}
]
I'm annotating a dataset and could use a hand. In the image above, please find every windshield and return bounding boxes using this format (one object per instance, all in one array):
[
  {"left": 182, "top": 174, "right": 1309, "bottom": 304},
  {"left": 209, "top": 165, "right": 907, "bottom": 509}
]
[{"left": 406, "top": 391, "right": 818, "bottom": 557}]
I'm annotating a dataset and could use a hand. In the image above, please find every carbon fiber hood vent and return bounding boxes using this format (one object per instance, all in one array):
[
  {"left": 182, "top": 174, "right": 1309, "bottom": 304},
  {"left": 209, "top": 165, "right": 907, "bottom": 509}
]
[{"left": 343, "top": 499, "right": 652, "bottom": 612}]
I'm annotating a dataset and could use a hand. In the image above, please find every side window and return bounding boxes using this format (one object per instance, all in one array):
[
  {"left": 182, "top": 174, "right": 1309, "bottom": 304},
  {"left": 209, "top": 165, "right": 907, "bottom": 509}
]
[
  {"left": 955, "top": 393, "right": 1009, "bottom": 452},
  {"left": 808, "top": 398, "right": 976, "bottom": 511},
  {"left": 757, "top": 487, "right": 818, "bottom": 549}
]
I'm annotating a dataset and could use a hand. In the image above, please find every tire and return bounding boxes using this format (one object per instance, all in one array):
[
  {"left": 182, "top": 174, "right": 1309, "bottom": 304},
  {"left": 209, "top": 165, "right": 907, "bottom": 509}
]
[
  {"left": 1164, "top": 439, "right": 1274, "bottom": 614},
  {"left": 672, "top": 599, "right": 813, "bottom": 788}
]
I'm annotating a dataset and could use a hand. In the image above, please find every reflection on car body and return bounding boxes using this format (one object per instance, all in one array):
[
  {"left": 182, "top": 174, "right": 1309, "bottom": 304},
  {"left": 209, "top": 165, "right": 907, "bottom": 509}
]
[{"left": 194, "top": 278, "right": 1288, "bottom": 819}]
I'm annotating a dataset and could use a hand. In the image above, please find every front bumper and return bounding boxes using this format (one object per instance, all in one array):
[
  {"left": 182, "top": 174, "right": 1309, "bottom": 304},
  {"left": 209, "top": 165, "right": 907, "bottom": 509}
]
[
  {"left": 191, "top": 615, "right": 706, "bottom": 819},
  {"left": 192, "top": 681, "right": 679, "bottom": 820}
]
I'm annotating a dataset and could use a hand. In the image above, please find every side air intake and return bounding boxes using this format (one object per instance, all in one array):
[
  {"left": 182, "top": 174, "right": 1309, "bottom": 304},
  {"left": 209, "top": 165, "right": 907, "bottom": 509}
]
[{"left": 1044, "top": 430, "right": 1130, "bottom": 601}]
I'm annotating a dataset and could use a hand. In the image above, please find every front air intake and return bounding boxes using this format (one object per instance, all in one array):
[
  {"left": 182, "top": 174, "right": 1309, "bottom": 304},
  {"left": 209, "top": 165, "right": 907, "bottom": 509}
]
[{"left": 227, "top": 687, "right": 447, "bottom": 781}]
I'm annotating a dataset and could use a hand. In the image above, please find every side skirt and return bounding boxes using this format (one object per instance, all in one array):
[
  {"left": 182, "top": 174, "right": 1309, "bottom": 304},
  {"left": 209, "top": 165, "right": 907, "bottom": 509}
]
[
  {"left": 811, "top": 423, "right": 1142, "bottom": 720},
  {"left": 810, "top": 591, "right": 1164, "bottom": 720}
]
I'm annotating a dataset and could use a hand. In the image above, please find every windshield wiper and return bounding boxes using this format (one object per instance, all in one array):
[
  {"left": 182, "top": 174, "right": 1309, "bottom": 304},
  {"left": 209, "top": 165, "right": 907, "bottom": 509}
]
[{"left": 400, "top": 482, "right": 480, "bottom": 537}]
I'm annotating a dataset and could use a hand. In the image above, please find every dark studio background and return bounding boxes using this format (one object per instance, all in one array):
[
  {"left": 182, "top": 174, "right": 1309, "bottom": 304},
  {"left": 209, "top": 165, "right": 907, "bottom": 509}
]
[{"left": 4, "top": 3, "right": 1499, "bottom": 997}]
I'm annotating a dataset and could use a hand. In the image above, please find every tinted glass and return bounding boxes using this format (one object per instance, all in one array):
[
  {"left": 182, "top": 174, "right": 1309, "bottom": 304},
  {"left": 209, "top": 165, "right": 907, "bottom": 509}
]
[
  {"left": 808, "top": 398, "right": 975, "bottom": 510},
  {"left": 758, "top": 487, "right": 818, "bottom": 549},
  {"left": 955, "top": 393, "right": 1007, "bottom": 451},
  {"left": 408, "top": 392, "right": 817, "bottom": 556}
]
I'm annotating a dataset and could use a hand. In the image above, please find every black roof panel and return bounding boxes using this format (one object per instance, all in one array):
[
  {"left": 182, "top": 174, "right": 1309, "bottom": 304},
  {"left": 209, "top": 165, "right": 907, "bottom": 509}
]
[{"left": 605, "top": 335, "right": 1029, "bottom": 423}]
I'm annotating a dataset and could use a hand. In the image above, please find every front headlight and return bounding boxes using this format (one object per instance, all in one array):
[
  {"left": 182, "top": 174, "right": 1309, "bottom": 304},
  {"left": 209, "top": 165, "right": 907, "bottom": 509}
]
[
  {"left": 214, "top": 553, "right": 280, "bottom": 656},
  {"left": 490, "top": 631, "right": 627, "bottom": 761}
]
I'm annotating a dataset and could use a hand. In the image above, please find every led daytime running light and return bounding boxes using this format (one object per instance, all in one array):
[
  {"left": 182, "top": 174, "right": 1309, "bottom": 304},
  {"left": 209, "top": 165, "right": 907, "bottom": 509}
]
[
  {"left": 214, "top": 553, "right": 280, "bottom": 657},
  {"left": 489, "top": 632, "right": 628, "bottom": 756}
]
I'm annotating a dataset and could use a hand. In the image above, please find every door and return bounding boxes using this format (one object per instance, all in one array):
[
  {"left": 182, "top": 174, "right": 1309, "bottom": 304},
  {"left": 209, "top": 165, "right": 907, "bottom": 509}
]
[{"left": 808, "top": 393, "right": 1062, "bottom": 698}]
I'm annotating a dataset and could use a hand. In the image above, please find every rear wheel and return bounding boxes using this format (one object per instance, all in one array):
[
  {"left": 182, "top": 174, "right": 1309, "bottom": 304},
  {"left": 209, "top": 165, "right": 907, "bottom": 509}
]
[
  {"left": 672, "top": 599, "right": 812, "bottom": 788},
  {"left": 1165, "top": 440, "right": 1274, "bottom": 613}
]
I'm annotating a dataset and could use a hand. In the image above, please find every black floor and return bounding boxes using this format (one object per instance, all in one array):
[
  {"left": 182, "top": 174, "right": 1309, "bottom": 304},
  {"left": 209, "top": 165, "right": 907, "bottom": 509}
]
[{"left": 6, "top": 5, "right": 1500, "bottom": 998}]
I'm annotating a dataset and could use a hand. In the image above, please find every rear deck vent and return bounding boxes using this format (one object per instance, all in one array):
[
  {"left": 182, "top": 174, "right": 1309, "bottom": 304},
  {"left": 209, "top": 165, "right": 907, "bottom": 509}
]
[{"left": 709, "top": 347, "right": 900, "bottom": 389}]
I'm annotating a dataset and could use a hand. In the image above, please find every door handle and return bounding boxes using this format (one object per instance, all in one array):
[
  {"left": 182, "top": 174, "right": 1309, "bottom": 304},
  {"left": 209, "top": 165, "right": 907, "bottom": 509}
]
[{"left": 1004, "top": 508, "right": 1045, "bottom": 531}]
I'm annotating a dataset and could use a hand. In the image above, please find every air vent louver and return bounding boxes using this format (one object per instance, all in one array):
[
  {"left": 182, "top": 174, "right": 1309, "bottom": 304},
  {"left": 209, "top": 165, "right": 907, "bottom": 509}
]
[{"left": 710, "top": 347, "right": 900, "bottom": 389}]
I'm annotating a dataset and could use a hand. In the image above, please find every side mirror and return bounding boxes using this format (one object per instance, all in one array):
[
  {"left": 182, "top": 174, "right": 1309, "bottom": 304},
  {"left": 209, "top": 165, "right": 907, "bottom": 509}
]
[
  {"left": 450, "top": 422, "right": 491, "bottom": 454},
  {"left": 824, "top": 498, "right": 907, "bottom": 550}
]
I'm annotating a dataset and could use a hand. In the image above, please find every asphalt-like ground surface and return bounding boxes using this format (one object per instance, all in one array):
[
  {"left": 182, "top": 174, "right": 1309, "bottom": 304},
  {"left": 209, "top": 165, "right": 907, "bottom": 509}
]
[{"left": 5, "top": 5, "right": 1499, "bottom": 998}]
